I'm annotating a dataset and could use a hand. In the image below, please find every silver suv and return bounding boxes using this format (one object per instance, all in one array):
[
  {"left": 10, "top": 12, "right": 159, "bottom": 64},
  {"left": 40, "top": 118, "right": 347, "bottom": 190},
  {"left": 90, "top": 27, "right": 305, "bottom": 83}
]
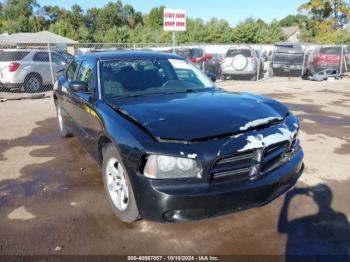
[
  {"left": 0, "top": 49, "right": 69, "bottom": 92},
  {"left": 221, "top": 46, "right": 264, "bottom": 80}
]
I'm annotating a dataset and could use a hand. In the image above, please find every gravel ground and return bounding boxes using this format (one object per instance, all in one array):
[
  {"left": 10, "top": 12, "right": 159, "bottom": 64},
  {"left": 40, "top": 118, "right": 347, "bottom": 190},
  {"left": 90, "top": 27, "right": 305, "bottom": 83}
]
[{"left": 0, "top": 77, "right": 349, "bottom": 256}]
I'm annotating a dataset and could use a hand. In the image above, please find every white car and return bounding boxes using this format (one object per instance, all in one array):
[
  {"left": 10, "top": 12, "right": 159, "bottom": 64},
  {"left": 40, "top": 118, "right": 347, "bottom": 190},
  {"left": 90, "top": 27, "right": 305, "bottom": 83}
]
[
  {"left": 221, "top": 47, "right": 264, "bottom": 81},
  {"left": 0, "top": 49, "right": 69, "bottom": 92}
]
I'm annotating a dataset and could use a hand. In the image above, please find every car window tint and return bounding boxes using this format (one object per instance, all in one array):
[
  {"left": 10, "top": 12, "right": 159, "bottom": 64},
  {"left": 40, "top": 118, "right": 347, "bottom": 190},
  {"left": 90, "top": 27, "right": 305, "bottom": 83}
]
[
  {"left": 320, "top": 47, "right": 342, "bottom": 54},
  {"left": 52, "top": 53, "right": 66, "bottom": 64},
  {"left": 66, "top": 60, "right": 78, "bottom": 82},
  {"left": 100, "top": 59, "right": 213, "bottom": 99},
  {"left": 226, "top": 49, "right": 252, "bottom": 57},
  {"left": 76, "top": 60, "right": 95, "bottom": 91},
  {"left": 276, "top": 45, "right": 303, "bottom": 53},
  {"left": 0, "top": 51, "right": 29, "bottom": 61},
  {"left": 33, "top": 52, "right": 49, "bottom": 62}
]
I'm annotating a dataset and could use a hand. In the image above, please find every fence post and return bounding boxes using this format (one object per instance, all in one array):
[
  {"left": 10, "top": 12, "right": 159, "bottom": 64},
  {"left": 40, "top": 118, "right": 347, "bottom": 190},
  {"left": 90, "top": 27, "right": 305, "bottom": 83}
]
[
  {"left": 301, "top": 44, "right": 308, "bottom": 77},
  {"left": 47, "top": 43, "right": 55, "bottom": 87},
  {"left": 202, "top": 44, "right": 205, "bottom": 72},
  {"left": 256, "top": 45, "right": 262, "bottom": 81},
  {"left": 339, "top": 45, "right": 344, "bottom": 76}
]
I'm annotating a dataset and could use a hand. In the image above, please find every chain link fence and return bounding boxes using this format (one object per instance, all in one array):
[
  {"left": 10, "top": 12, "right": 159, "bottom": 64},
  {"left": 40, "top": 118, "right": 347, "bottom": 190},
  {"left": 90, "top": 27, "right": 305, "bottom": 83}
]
[{"left": 0, "top": 41, "right": 349, "bottom": 99}]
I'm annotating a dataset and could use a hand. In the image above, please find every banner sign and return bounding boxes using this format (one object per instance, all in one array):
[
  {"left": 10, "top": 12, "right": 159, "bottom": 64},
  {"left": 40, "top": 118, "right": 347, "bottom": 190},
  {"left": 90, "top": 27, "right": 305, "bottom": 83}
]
[{"left": 163, "top": 8, "right": 187, "bottom": 31}]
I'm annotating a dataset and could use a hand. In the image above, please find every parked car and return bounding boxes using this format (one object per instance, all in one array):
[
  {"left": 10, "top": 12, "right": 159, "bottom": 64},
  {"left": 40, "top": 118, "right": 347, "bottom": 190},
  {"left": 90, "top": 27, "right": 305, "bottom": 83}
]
[
  {"left": 171, "top": 48, "right": 222, "bottom": 77},
  {"left": 343, "top": 46, "right": 350, "bottom": 72},
  {"left": 54, "top": 51, "right": 304, "bottom": 223},
  {"left": 0, "top": 49, "right": 69, "bottom": 92},
  {"left": 271, "top": 43, "right": 305, "bottom": 76},
  {"left": 221, "top": 47, "right": 264, "bottom": 80},
  {"left": 307, "top": 46, "right": 346, "bottom": 74}
]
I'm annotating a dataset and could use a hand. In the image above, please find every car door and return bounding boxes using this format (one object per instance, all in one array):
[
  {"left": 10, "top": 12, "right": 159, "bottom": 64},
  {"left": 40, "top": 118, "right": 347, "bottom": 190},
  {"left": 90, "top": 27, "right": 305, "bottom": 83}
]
[
  {"left": 52, "top": 53, "right": 68, "bottom": 76},
  {"left": 32, "top": 52, "right": 51, "bottom": 85},
  {"left": 69, "top": 59, "right": 102, "bottom": 161},
  {"left": 58, "top": 58, "right": 79, "bottom": 133}
]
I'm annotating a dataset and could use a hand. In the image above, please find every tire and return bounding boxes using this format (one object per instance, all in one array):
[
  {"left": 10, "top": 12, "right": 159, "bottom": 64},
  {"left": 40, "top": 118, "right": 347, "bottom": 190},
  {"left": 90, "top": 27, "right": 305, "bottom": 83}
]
[
  {"left": 221, "top": 74, "right": 227, "bottom": 81},
  {"left": 272, "top": 69, "right": 280, "bottom": 77},
  {"left": 250, "top": 74, "right": 257, "bottom": 81},
  {"left": 24, "top": 74, "right": 42, "bottom": 93},
  {"left": 56, "top": 104, "right": 72, "bottom": 138},
  {"left": 102, "top": 144, "right": 140, "bottom": 223}
]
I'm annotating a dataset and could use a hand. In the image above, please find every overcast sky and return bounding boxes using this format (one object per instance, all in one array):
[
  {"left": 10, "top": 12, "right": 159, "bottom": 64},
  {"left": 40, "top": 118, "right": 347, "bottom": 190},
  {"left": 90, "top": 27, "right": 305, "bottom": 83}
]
[{"left": 37, "top": 0, "right": 306, "bottom": 26}]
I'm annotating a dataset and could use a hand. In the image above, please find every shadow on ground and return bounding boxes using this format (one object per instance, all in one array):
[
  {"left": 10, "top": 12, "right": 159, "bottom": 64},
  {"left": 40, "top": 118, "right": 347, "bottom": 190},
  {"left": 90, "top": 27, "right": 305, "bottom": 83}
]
[{"left": 0, "top": 117, "right": 349, "bottom": 257}]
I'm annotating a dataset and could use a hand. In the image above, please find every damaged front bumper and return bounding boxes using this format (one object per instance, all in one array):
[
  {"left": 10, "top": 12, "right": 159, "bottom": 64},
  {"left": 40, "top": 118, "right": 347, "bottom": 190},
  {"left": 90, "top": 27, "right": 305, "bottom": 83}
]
[
  {"left": 134, "top": 149, "right": 303, "bottom": 222},
  {"left": 130, "top": 115, "right": 304, "bottom": 222}
]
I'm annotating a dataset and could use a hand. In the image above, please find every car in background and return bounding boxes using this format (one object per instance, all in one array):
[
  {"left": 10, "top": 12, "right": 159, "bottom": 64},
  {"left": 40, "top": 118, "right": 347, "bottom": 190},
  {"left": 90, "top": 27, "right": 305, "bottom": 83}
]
[
  {"left": 171, "top": 48, "right": 222, "bottom": 77},
  {"left": 307, "top": 46, "right": 347, "bottom": 74},
  {"left": 271, "top": 43, "right": 305, "bottom": 76},
  {"left": 221, "top": 46, "right": 264, "bottom": 80},
  {"left": 56, "top": 50, "right": 74, "bottom": 63},
  {"left": 54, "top": 51, "right": 303, "bottom": 223},
  {"left": 0, "top": 49, "right": 69, "bottom": 92}
]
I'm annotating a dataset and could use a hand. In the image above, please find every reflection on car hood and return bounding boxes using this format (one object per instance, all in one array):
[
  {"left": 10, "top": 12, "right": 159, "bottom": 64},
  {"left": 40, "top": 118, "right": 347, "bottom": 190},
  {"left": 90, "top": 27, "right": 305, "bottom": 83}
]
[{"left": 109, "top": 90, "right": 289, "bottom": 142}]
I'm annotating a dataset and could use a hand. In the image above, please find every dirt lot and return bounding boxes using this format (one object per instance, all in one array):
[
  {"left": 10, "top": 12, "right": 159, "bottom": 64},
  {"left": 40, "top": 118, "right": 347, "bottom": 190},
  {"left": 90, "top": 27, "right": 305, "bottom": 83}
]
[{"left": 0, "top": 77, "right": 349, "bottom": 256}]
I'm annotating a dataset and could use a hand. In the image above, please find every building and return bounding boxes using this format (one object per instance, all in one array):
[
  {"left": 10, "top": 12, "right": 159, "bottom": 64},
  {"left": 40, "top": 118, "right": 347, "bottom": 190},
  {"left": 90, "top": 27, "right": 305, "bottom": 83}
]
[
  {"left": 281, "top": 26, "right": 300, "bottom": 43},
  {"left": 0, "top": 31, "right": 78, "bottom": 54}
]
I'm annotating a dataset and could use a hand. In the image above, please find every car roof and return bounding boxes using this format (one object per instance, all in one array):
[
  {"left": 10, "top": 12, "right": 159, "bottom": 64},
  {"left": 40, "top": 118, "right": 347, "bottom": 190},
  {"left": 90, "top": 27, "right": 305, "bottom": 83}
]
[{"left": 77, "top": 51, "right": 184, "bottom": 61}]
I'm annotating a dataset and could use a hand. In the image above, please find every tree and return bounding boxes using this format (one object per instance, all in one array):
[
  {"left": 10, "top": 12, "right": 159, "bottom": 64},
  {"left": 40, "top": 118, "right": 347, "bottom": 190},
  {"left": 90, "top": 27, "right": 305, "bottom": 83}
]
[
  {"left": 145, "top": 6, "right": 164, "bottom": 28},
  {"left": 299, "top": 0, "right": 350, "bottom": 28},
  {"left": 1, "top": 0, "right": 39, "bottom": 33},
  {"left": 279, "top": 14, "right": 309, "bottom": 27}
]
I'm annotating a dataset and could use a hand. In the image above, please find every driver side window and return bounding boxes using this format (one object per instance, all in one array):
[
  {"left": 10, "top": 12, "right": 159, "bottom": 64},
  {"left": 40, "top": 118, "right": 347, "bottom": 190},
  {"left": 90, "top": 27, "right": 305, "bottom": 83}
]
[{"left": 76, "top": 60, "right": 95, "bottom": 91}]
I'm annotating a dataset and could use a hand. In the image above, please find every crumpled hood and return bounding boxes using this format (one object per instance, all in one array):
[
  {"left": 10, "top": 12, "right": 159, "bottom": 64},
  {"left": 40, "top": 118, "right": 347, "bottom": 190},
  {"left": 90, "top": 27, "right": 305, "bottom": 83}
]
[{"left": 110, "top": 90, "right": 289, "bottom": 142}]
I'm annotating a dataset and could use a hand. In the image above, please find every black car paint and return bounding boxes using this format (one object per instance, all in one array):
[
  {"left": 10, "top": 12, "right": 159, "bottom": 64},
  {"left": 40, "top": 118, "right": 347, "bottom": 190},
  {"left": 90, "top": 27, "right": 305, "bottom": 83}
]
[{"left": 54, "top": 51, "right": 304, "bottom": 222}]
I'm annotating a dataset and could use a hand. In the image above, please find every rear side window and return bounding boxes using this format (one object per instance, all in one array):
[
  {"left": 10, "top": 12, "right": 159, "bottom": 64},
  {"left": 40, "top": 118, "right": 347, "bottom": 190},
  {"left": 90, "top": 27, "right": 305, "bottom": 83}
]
[
  {"left": 226, "top": 49, "right": 252, "bottom": 57},
  {"left": 0, "top": 51, "right": 29, "bottom": 61},
  {"left": 66, "top": 60, "right": 77, "bottom": 81},
  {"left": 320, "top": 47, "right": 342, "bottom": 54},
  {"left": 52, "top": 53, "right": 67, "bottom": 64},
  {"left": 33, "top": 52, "right": 49, "bottom": 62}
]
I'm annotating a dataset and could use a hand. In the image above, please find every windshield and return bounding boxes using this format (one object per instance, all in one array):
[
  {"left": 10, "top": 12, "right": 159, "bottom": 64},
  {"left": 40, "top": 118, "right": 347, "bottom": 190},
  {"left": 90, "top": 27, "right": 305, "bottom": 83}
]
[{"left": 100, "top": 58, "right": 214, "bottom": 99}]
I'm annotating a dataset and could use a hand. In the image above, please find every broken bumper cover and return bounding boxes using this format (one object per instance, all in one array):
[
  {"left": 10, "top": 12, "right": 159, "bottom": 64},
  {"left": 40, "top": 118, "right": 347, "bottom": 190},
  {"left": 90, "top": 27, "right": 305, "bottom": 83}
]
[{"left": 134, "top": 149, "right": 304, "bottom": 222}]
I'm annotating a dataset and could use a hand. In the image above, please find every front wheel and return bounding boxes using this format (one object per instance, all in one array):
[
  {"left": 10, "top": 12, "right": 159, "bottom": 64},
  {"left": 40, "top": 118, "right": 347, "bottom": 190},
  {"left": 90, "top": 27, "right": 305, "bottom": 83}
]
[{"left": 102, "top": 144, "right": 140, "bottom": 223}]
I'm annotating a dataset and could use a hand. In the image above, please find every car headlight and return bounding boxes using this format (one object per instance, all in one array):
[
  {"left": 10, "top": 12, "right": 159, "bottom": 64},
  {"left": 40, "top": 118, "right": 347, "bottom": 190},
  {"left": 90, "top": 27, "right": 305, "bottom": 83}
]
[{"left": 143, "top": 155, "right": 202, "bottom": 179}]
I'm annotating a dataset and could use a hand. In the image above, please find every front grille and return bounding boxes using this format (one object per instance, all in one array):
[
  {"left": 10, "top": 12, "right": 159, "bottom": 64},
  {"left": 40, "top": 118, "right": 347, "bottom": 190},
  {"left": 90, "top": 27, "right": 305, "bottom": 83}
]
[
  {"left": 261, "top": 141, "right": 290, "bottom": 173},
  {"left": 211, "top": 141, "right": 290, "bottom": 183}
]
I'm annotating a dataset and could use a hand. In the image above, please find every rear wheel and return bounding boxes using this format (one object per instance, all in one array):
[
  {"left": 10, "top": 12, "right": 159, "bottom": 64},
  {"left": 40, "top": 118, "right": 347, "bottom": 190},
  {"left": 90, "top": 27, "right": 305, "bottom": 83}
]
[
  {"left": 221, "top": 74, "right": 227, "bottom": 81},
  {"left": 24, "top": 74, "right": 42, "bottom": 92},
  {"left": 102, "top": 144, "right": 140, "bottom": 223}
]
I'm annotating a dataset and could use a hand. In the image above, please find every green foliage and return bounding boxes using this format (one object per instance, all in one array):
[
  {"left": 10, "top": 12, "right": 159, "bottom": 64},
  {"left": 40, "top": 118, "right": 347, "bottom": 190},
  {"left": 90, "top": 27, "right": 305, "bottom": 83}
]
[
  {"left": 298, "top": 0, "right": 350, "bottom": 43},
  {"left": 279, "top": 14, "right": 308, "bottom": 27},
  {"left": 145, "top": 6, "right": 164, "bottom": 28},
  {"left": 0, "top": 0, "right": 349, "bottom": 44},
  {"left": 231, "top": 18, "right": 285, "bottom": 44}
]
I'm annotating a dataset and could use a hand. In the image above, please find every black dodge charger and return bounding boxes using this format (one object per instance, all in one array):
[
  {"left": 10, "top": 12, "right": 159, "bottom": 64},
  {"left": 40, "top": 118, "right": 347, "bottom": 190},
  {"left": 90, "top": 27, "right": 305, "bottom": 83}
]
[{"left": 53, "top": 51, "right": 304, "bottom": 223}]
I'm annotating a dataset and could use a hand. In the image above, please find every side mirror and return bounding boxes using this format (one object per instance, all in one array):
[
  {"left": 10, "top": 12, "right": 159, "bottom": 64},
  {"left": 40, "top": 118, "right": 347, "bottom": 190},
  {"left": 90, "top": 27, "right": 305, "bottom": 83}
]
[
  {"left": 207, "top": 72, "right": 217, "bottom": 82},
  {"left": 68, "top": 81, "right": 90, "bottom": 93}
]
